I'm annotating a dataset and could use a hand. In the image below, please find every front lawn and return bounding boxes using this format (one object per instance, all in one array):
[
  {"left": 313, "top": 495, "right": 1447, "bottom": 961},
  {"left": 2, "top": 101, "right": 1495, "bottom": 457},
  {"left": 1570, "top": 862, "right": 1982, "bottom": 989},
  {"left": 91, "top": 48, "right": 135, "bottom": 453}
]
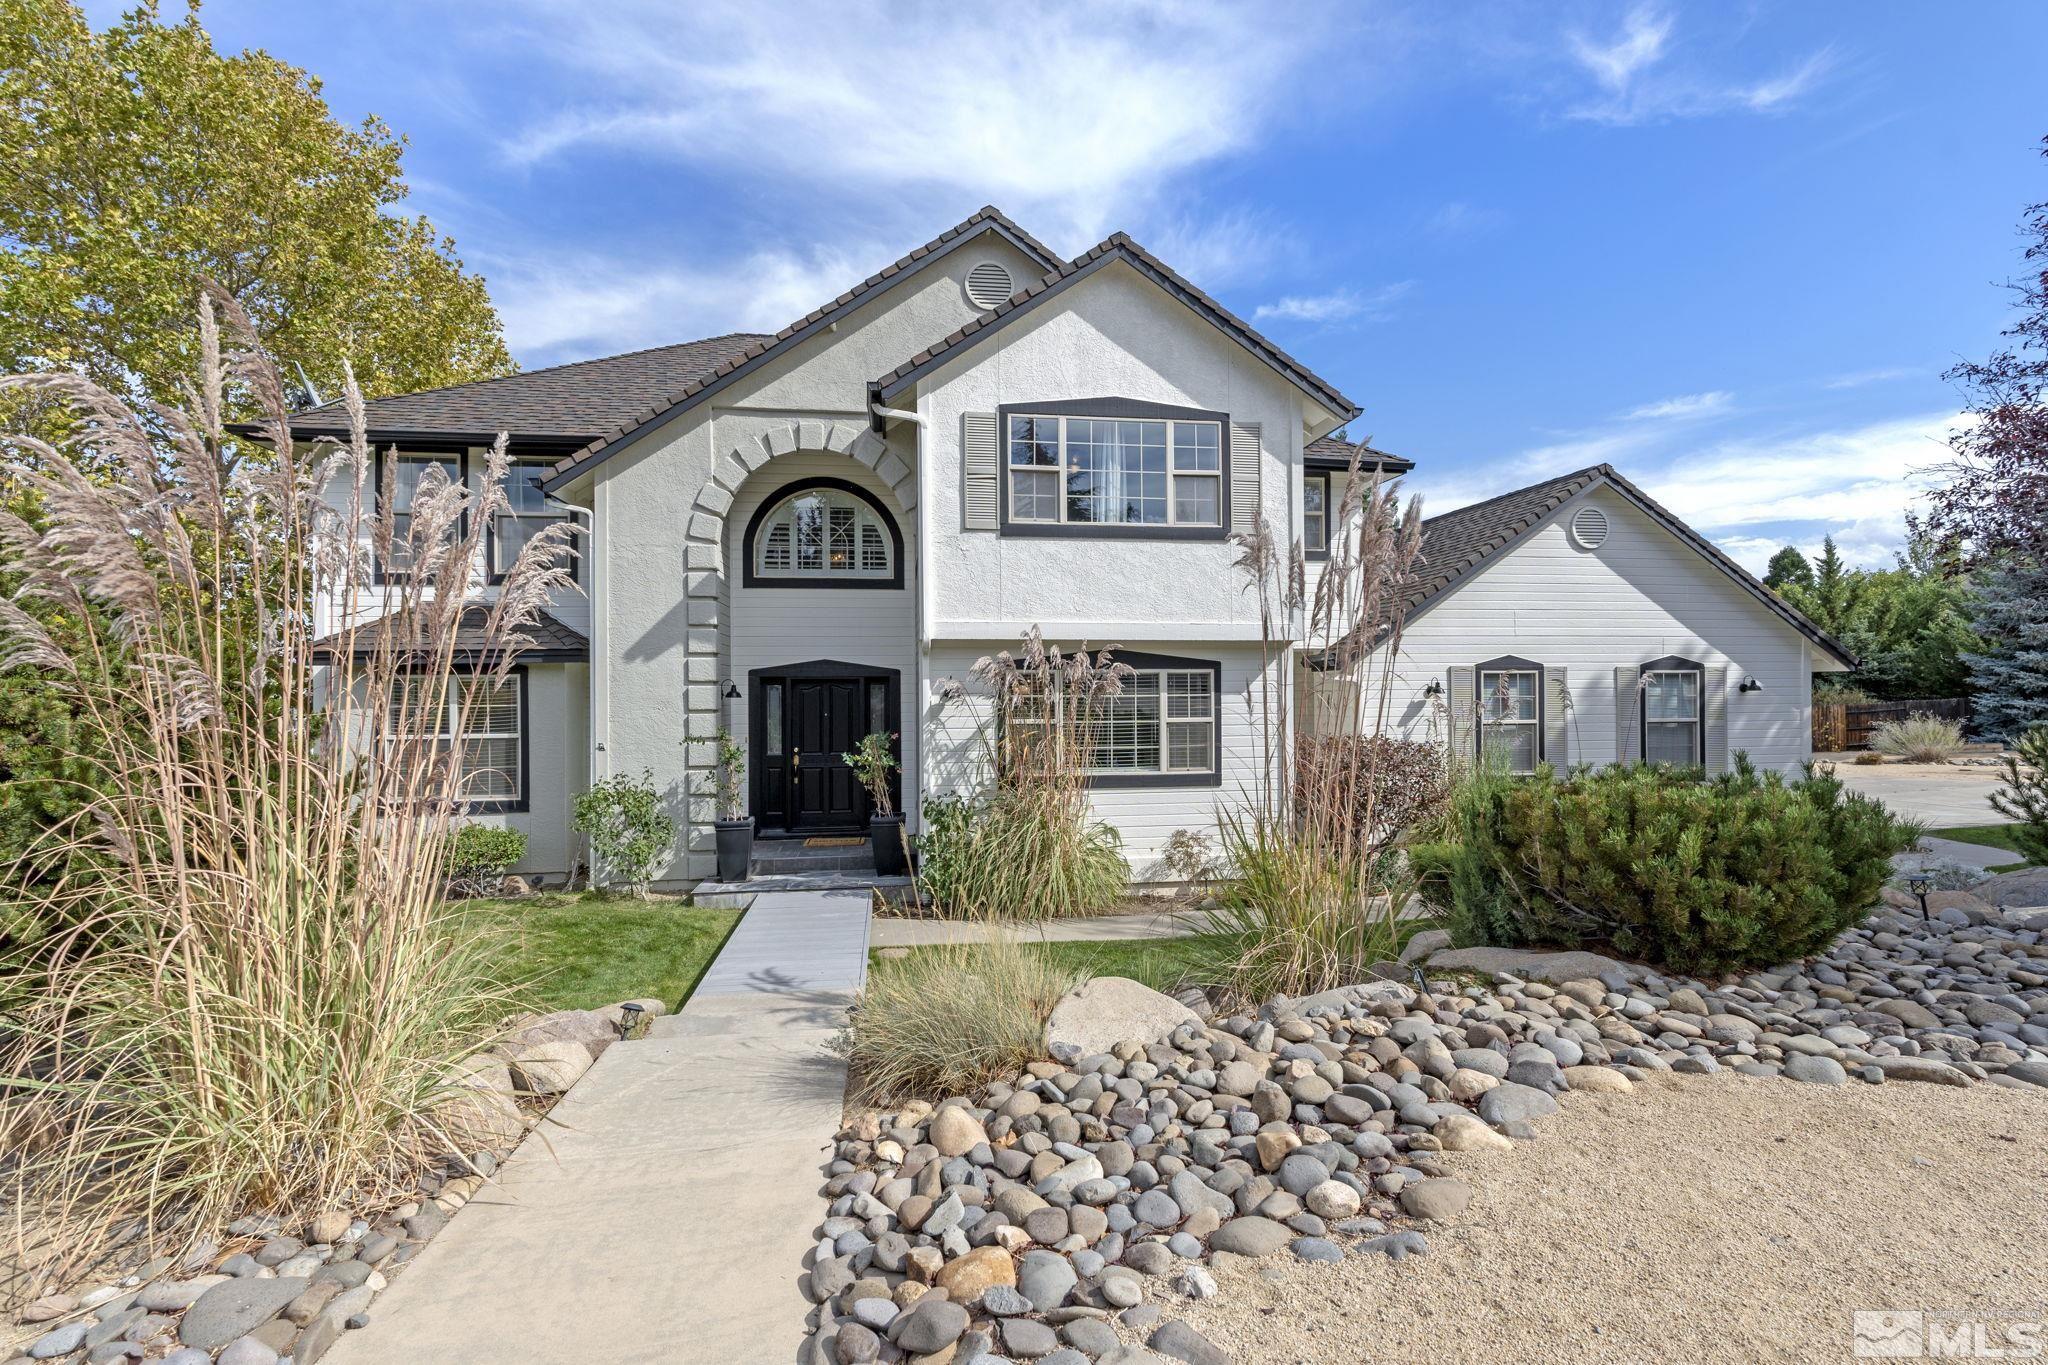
[
  {"left": 463, "top": 893, "right": 742, "bottom": 1012},
  {"left": 1928, "top": 824, "right": 2039, "bottom": 872}
]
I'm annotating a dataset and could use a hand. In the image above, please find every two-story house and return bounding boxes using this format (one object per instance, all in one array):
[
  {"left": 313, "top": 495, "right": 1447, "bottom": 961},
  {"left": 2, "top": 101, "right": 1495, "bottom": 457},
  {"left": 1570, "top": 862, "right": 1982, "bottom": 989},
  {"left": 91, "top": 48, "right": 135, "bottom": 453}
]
[{"left": 292, "top": 207, "right": 1852, "bottom": 885}]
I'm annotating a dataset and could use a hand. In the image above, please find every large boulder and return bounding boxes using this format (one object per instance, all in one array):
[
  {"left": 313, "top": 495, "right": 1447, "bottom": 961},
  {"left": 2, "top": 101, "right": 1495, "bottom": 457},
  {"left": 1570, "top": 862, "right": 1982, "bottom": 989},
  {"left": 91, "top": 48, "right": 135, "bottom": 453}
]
[
  {"left": 1274, "top": 980, "right": 1416, "bottom": 1019},
  {"left": 432, "top": 1056, "right": 527, "bottom": 1148},
  {"left": 1978, "top": 866, "right": 2048, "bottom": 910},
  {"left": 1045, "top": 977, "right": 1200, "bottom": 1058},
  {"left": 502, "top": 1008, "right": 619, "bottom": 1061},
  {"left": 1427, "top": 945, "right": 1637, "bottom": 988},
  {"left": 508, "top": 1040, "right": 594, "bottom": 1096}
]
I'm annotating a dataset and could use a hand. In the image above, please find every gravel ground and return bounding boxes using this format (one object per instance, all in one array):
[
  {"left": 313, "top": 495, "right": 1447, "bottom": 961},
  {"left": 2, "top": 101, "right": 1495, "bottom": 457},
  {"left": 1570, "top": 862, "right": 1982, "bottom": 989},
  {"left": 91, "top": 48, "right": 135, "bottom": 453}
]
[{"left": 1175, "top": 1073, "right": 2048, "bottom": 1364}]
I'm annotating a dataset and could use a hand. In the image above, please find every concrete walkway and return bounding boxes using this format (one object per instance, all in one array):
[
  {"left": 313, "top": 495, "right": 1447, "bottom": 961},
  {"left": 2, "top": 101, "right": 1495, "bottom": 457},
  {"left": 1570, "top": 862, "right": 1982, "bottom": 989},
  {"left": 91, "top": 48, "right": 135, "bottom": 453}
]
[
  {"left": 1831, "top": 761, "right": 2011, "bottom": 827},
  {"left": 327, "top": 889, "right": 870, "bottom": 1365},
  {"left": 1896, "top": 834, "right": 2019, "bottom": 874},
  {"left": 868, "top": 905, "right": 1203, "bottom": 947}
]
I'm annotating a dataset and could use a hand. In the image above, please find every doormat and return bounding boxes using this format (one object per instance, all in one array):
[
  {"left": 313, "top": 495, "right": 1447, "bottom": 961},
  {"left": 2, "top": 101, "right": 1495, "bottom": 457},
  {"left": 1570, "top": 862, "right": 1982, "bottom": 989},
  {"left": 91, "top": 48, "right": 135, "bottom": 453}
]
[{"left": 804, "top": 837, "right": 865, "bottom": 848}]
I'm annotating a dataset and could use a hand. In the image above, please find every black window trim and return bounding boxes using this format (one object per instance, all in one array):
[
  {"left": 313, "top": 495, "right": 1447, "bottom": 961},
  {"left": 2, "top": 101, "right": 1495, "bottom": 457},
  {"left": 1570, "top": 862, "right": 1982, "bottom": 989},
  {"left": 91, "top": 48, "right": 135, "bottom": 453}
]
[
  {"left": 486, "top": 455, "right": 582, "bottom": 588},
  {"left": 390, "top": 662, "right": 531, "bottom": 815},
  {"left": 741, "top": 477, "right": 906, "bottom": 590},
  {"left": 373, "top": 444, "right": 467, "bottom": 585},
  {"left": 1638, "top": 654, "right": 1706, "bottom": 767},
  {"left": 1008, "top": 647, "right": 1224, "bottom": 790},
  {"left": 1304, "top": 468, "right": 1332, "bottom": 561},
  {"left": 996, "top": 397, "right": 1232, "bottom": 542},
  {"left": 1475, "top": 654, "right": 1545, "bottom": 772}
]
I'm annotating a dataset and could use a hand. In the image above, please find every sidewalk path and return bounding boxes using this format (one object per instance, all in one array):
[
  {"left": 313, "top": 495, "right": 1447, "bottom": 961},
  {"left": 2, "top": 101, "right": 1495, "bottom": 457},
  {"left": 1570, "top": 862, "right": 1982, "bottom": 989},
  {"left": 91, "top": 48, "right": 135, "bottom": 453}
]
[{"left": 326, "top": 888, "right": 870, "bottom": 1365}]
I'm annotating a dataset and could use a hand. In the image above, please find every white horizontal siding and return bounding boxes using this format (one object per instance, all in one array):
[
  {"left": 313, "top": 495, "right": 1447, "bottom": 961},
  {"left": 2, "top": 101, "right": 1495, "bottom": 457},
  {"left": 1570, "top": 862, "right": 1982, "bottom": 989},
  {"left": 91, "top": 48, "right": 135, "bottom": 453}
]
[
  {"left": 1357, "top": 484, "right": 1815, "bottom": 772},
  {"left": 920, "top": 640, "right": 1286, "bottom": 878}
]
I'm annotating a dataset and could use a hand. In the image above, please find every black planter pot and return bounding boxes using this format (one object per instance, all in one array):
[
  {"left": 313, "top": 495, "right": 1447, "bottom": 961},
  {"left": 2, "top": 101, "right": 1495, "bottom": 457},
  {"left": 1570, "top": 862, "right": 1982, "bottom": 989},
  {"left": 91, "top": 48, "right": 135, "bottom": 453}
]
[
  {"left": 714, "top": 817, "right": 754, "bottom": 882},
  {"left": 869, "top": 813, "right": 909, "bottom": 876}
]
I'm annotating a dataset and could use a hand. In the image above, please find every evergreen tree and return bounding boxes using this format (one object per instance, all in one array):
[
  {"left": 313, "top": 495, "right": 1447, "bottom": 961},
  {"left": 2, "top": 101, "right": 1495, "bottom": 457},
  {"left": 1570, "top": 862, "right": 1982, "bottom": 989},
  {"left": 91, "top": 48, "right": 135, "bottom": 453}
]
[
  {"left": 1810, "top": 536, "right": 1850, "bottom": 628},
  {"left": 1763, "top": 545, "right": 1814, "bottom": 592},
  {"left": 1965, "top": 556, "right": 2048, "bottom": 737}
]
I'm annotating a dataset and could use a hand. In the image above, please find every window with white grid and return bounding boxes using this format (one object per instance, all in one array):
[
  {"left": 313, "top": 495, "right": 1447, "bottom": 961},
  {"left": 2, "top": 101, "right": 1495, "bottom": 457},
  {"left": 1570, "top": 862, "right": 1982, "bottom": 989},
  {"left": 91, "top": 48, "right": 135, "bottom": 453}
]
[
  {"left": 1086, "top": 669, "right": 1215, "bottom": 775},
  {"left": 754, "top": 487, "right": 893, "bottom": 579},
  {"left": 1479, "top": 669, "right": 1539, "bottom": 775},
  {"left": 1007, "top": 414, "right": 1223, "bottom": 528},
  {"left": 387, "top": 673, "right": 524, "bottom": 805}
]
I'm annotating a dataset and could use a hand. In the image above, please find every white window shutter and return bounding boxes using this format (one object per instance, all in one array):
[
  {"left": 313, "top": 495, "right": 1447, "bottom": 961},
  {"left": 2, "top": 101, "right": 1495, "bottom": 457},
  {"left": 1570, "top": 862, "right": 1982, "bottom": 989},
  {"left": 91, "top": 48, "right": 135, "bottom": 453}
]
[
  {"left": 1229, "top": 421, "right": 1261, "bottom": 534},
  {"left": 1704, "top": 664, "right": 1729, "bottom": 772},
  {"left": 1447, "top": 666, "right": 1475, "bottom": 762},
  {"left": 1545, "top": 666, "right": 1569, "bottom": 773},
  {"left": 1613, "top": 666, "right": 1641, "bottom": 764},
  {"left": 962, "top": 412, "right": 998, "bottom": 530}
]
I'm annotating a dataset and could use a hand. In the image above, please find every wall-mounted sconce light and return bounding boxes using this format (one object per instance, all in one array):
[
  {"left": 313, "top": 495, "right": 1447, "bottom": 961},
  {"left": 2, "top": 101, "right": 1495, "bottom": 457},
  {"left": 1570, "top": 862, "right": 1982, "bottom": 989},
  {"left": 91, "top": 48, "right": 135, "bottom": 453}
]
[
  {"left": 722, "top": 680, "right": 741, "bottom": 700},
  {"left": 1738, "top": 676, "right": 1763, "bottom": 693},
  {"left": 1423, "top": 680, "right": 1444, "bottom": 699}
]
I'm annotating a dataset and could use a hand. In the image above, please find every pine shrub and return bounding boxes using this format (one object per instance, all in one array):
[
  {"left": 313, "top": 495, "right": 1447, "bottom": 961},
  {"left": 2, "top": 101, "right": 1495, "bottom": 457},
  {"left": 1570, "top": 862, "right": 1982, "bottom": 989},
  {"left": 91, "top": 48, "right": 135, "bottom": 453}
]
[
  {"left": 1991, "top": 727, "right": 2048, "bottom": 866},
  {"left": 1411, "top": 760, "right": 1918, "bottom": 974}
]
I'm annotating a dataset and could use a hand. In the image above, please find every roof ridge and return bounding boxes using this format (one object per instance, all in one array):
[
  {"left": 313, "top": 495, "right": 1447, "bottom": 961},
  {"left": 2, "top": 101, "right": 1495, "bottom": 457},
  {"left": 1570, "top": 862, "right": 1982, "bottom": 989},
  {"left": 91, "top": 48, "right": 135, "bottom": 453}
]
[{"left": 293, "top": 331, "right": 775, "bottom": 421}]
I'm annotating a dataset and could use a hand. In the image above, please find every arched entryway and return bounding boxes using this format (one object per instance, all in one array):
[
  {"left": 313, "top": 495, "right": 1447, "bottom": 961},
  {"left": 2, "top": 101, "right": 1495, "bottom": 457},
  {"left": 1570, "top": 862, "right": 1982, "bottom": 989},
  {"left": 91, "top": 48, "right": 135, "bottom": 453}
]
[{"left": 747, "top": 659, "right": 902, "bottom": 835}]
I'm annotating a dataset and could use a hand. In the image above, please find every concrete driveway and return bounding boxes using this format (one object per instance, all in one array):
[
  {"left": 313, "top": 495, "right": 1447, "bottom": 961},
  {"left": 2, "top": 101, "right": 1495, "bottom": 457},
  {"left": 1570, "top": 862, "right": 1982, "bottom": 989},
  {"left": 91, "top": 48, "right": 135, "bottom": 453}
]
[{"left": 1824, "top": 758, "right": 2011, "bottom": 828}]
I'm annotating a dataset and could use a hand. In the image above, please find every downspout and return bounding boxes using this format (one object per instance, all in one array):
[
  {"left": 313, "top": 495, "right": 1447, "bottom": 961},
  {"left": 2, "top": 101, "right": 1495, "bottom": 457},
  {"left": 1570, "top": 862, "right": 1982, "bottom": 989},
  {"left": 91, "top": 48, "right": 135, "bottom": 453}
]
[
  {"left": 871, "top": 401, "right": 925, "bottom": 427},
  {"left": 873, "top": 396, "right": 929, "bottom": 840}
]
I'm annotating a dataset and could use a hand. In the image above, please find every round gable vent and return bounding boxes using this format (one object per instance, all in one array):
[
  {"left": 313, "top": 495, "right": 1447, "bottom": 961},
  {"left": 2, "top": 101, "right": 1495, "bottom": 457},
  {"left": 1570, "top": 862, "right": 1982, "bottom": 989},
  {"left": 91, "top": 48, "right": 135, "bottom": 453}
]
[
  {"left": 964, "top": 261, "right": 1014, "bottom": 310},
  {"left": 1569, "top": 505, "right": 1610, "bottom": 551}
]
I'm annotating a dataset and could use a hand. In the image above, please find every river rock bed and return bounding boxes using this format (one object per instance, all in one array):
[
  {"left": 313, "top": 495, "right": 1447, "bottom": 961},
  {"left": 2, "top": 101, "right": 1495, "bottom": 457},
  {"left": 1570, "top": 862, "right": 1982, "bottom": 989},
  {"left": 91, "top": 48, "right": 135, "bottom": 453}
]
[
  {"left": 6, "top": 998, "right": 662, "bottom": 1365},
  {"left": 806, "top": 885, "right": 2048, "bottom": 1365}
]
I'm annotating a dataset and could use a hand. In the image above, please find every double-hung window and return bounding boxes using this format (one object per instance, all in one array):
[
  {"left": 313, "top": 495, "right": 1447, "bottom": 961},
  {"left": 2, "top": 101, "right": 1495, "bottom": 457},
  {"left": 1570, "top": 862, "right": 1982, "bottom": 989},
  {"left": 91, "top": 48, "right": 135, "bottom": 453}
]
[
  {"left": 384, "top": 451, "right": 461, "bottom": 575},
  {"left": 1006, "top": 413, "right": 1223, "bottom": 529},
  {"left": 1303, "top": 471, "right": 1330, "bottom": 555},
  {"left": 387, "top": 672, "right": 525, "bottom": 809},
  {"left": 491, "top": 457, "right": 573, "bottom": 581},
  {"left": 1479, "top": 666, "right": 1540, "bottom": 774},
  {"left": 1642, "top": 667, "right": 1702, "bottom": 765},
  {"left": 997, "top": 656, "right": 1220, "bottom": 784}
]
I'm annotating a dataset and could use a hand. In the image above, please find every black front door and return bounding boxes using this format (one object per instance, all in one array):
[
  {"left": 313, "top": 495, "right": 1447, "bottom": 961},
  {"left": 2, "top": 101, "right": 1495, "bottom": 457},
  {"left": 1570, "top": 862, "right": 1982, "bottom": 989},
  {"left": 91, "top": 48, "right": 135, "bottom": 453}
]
[{"left": 790, "top": 678, "right": 863, "bottom": 830}]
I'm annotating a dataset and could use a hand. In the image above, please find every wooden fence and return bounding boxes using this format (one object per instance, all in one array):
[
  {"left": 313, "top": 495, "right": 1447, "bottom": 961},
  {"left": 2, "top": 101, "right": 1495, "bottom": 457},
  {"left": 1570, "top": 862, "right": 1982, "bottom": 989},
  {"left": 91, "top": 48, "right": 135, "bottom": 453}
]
[{"left": 1812, "top": 697, "right": 1969, "bottom": 752}]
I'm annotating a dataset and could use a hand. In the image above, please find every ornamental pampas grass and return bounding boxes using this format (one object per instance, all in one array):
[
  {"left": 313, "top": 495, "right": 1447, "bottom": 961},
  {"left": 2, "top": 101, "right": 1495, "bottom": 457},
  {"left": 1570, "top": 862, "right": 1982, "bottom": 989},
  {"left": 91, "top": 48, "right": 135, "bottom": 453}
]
[{"left": 0, "top": 290, "right": 575, "bottom": 1299}]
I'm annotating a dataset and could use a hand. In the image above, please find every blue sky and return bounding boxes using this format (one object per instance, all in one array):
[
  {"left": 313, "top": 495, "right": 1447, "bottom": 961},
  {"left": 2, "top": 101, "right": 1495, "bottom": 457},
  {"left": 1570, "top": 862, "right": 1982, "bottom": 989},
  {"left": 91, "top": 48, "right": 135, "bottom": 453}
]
[{"left": 99, "top": 1, "right": 2047, "bottom": 571}]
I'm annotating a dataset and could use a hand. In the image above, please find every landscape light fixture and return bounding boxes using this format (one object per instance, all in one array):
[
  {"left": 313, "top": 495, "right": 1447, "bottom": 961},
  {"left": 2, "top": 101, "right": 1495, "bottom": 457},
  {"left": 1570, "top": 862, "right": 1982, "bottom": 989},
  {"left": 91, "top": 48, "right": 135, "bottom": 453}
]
[
  {"left": 1905, "top": 870, "right": 1934, "bottom": 923},
  {"left": 618, "top": 1001, "right": 645, "bottom": 1039}
]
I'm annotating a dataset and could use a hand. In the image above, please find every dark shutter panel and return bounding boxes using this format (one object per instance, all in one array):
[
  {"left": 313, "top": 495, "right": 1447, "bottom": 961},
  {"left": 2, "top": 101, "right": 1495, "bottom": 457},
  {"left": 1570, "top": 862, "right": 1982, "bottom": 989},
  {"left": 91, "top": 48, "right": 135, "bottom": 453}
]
[
  {"left": 1704, "top": 664, "right": 1729, "bottom": 772},
  {"left": 1447, "top": 666, "right": 1476, "bottom": 763}
]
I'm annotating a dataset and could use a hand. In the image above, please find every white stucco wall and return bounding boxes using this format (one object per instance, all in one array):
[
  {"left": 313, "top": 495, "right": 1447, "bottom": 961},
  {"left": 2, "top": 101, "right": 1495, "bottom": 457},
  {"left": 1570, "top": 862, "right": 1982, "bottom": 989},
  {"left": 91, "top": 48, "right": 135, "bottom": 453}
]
[
  {"left": 578, "top": 226, "right": 1045, "bottom": 879},
  {"left": 914, "top": 261, "right": 1323, "bottom": 642},
  {"left": 920, "top": 639, "right": 1287, "bottom": 878},
  {"left": 1364, "top": 484, "right": 1819, "bottom": 773}
]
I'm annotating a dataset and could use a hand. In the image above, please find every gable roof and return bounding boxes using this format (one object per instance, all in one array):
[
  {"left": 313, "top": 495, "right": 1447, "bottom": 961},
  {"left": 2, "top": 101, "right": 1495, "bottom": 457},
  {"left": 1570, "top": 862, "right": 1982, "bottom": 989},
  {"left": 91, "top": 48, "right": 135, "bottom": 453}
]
[
  {"left": 1305, "top": 433, "right": 1413, "bottom": 475},
  {"left": 1383, "top": 464, "right": 1856, "bottom": 667},
  {"left": 537, "top": 206, "right": 1065, "bottom": 492},
  {"left": 871, "top": 233, "right": 1362, "bottom": 423},
  {"left": 281, "top": 333, "right": 771, "bottom": 443}
]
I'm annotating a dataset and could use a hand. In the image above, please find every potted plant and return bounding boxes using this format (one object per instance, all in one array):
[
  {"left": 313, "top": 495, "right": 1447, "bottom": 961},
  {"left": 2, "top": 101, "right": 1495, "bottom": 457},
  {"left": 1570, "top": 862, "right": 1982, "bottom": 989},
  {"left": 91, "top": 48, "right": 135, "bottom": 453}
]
[
  {"left": 844, "top": 731, "right": 907, "bottom": 875},
  {"left": 710, "top": 728, "right": 752, "bottom": 881}
]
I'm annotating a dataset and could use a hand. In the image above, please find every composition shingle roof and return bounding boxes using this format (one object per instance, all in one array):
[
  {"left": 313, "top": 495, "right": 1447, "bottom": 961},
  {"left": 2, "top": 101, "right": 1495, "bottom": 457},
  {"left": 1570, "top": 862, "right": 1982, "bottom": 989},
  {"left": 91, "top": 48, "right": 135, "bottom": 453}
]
[
  {"left": 1375, "top": 464, "right": 1855, "bottom": 666},
  {"left": 1305, "top": 433, "right": 1413, "bottom": 474},
  {"left": 285, "top": 334, "right": 772, "bottom": 442},
  {"left": 871, "top": 233, "right": 1362, "bottom": 423},
  {"left": 313, "top": 604, "right": 588, "bottom": 662},
  {"left": 538, "top": 206, "right": 1066, "bottom": 490}
]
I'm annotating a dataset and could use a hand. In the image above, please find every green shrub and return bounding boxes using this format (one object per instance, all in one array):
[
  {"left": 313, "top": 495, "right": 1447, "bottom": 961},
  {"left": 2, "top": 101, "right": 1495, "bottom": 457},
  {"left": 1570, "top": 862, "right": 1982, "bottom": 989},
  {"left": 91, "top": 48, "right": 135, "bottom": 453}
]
[
  {"left": 443, "top": 825, "right": 527, "bottom": 897},
  {"left": 1414, "top": 759, "right": 1917, "bottom": 974},
  {"left": 1991, "top": 727, "right": 2048, "bottom": 866},
  {"left": 834, "top": 938, "right": 1081, "bottom": 1102},
  {"left": 573, "top": 770, "right": 676, "bottom": 894},
  {"left": 1870, "top": 713, "right": 1965, "bottom": 763},
  {"left": 912, "top": 788, "right": 1127, "bottom": 921}
]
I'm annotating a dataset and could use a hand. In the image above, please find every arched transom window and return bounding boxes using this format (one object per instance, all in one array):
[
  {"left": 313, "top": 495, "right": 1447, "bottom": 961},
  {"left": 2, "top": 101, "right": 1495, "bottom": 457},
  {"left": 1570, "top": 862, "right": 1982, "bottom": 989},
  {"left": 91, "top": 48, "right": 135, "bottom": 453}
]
[{"left": 750, "top": 483, "right": 898, "bottom": 583}]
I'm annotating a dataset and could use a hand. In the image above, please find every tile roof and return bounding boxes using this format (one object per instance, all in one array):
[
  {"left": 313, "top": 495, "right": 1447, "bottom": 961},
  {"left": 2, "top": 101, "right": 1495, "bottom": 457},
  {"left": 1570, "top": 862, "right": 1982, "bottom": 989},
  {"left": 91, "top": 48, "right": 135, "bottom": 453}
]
[
  {"left": 538, "top": 206, "right": 1065, "bottom": 490},
  {"left": 313, "top": 604, "right": 589, "bottom": 662},
  {"left": 1375, "top": 465, "right": 1855, "bottom": 665},
  {"left": 872, "top": 233, "right": 1362, "bottom": 422},
  {"left": 286, "top": 334, "right": 771, "bottom": 441},
  {"left": 1305, "top": 433, "right": 1413, "bottom": 474}
]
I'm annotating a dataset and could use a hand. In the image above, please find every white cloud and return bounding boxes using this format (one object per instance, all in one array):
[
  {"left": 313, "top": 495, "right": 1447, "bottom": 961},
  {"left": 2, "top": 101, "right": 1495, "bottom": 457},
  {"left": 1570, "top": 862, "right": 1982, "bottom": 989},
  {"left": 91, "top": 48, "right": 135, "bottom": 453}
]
[
  {"left": 490, "top": 0, "right": 1331, "bottom": 251},
  {"left": 1409, "top": 409, "right": 1962, "bottom": 575},
  {"left": 1561, "top": 4, "right": 1833, "bottom": 126},
  {"left": 1145, "top": 208, "right": 1296, "bottom": 288},
  {"left": 484, "top": 243, "right": 885, "bottom": 363},
  {"left": 1823, "top": 366, "right": 1915, "bottom": 390},
  {"left": 1254, "top": 282, "right": 1413, "bottom": 325},
  {"left": 1423, "top": 200, "right": 1504, "bottom": 239},
  {"left": 1621, "top": 390, "right": 1733, "bottom": 420}
]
